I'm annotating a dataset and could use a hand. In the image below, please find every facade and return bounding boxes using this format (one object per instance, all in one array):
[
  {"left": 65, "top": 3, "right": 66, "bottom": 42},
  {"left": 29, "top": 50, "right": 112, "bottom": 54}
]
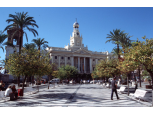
[
  {"left": 4, "top": 20, "right": 115, "bottom": 82},
  {"left": 46, "top": 21, "right": 115, "bottom": 74}
]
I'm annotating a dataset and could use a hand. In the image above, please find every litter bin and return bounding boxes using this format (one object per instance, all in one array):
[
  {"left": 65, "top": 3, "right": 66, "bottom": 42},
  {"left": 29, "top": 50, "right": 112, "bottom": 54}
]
[{"left": 18, "top": 89, "right": 23, "bottom": 96}]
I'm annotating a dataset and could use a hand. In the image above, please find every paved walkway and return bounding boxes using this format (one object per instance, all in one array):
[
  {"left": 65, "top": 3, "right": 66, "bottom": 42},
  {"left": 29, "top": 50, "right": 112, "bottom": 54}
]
[{"left": 0, "top": 84, "right": 151, "bottom": 107}]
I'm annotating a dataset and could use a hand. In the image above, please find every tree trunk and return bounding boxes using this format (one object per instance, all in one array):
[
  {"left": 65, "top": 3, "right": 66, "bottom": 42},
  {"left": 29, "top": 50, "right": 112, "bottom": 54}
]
[
  {"left": 127, "top": 73, "right": 129, "bottom": 96},
  {"left": 18, "top": 29, "right": 23, "bottom": 87},
  {"left": 138, "top": 67, "right": 141, "bottom": 87},
  {"left": 117, "top": 44, "right": 120, "bottom": 59},
  {"left": 22, "top": 76, "right": 27, "bottom": 96},
  {"left": 48, "top": 75, "right": 51, "bottom": 89}
]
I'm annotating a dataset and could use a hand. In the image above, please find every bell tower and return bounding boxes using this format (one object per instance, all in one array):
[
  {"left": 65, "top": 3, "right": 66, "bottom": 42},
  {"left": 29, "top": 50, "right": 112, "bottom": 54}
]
[{"left": 70, "top": 19, "right": 83, "bottom": 47}]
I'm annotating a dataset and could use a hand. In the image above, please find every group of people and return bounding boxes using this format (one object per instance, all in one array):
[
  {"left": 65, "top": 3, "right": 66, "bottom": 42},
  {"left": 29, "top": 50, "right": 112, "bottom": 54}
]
[
  {"left": 0, "top": 80, "right": 6, "bottom": 91},
  {"left": 5, "top": 85, "right": 18, "bottom": 100}
]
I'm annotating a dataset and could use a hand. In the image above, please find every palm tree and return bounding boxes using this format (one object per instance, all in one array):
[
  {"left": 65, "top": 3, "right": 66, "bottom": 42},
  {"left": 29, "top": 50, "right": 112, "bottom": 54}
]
[
  {"left": 32, "top": 38, "right": 48, "bottom": 51},
  {"left": 32, "top": 38, "right": 48, "bottom": 58},
  {"left": 3, "top": 12, "right": 39, "bottom": 86},
  {"left": 119, "top": 33, "right": 133, "bottom": 53},
  {"left": 106, "top": 29, "right": 124, "bottom": 59},
  {"left": 23, "top": 43, "right": 36, "bottom": 51},
  {"left": 111, "top": 47, "right": 123, "bottom": 58},
  {"left": 4, "top": 12, "right": 39, "bottom": 54}
]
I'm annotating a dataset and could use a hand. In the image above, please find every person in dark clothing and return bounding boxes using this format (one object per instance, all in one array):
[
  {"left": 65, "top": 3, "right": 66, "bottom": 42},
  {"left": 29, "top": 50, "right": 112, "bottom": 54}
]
[
  {"left": 1, "top": 84, "right": 6, "bottom": 91},
  {"left": 111, "top": 77, "right": 120, "bottom": 100},
  {"left": 11, "top": 85, "right": 18, "bottom": 99},
  {"left": 135, "top": 81, "right": 138, "bottom": 92}
]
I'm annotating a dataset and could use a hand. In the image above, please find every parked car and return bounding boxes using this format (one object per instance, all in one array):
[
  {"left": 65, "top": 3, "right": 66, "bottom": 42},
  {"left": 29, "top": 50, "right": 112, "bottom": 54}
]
[
  {"left": 62, "top": 80, "right": 68, "bottom": 84},
  {"left": 69, "top": 80, "right": 75, "bottom": 84},
  {"left": 83, "top": 80, "right": 88, "bottom": 84},
  {"left": 97, "top": 80, "right": 102, "bottom": 84},
  {"left": 49, "top": 78, "right": 60, "bottom": 84},
  {"left": 108, "top": 78, "right": 113, "bottom": 82},
  {"left": 90, "top": 80, "right": 98, "bottom": 84}
]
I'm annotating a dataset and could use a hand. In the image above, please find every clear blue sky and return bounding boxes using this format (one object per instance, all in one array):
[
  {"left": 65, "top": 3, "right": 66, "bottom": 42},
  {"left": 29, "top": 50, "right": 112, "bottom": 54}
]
[{"left": 1, "top": 7, "right": 153, "bottom": 61}]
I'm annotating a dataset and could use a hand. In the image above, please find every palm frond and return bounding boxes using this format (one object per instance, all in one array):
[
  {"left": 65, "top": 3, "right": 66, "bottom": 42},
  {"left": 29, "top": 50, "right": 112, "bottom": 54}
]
[
  {"left": 24, "top": 32, "right": 28, "bottom": 42},
  {"left": 0, "top": 46, "right": 4, "bottom": 52}
]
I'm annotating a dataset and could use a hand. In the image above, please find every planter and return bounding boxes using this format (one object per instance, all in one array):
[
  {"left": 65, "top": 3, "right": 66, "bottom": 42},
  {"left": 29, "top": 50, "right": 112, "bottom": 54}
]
[{"left": 146, "top": 85, "right": 152, "bottom": 89}]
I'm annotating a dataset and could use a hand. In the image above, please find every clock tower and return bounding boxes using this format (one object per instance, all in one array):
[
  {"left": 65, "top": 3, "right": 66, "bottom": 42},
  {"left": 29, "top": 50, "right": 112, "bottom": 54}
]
[{"left": 70, "top": 20, "right": 83, "bottom": 47}]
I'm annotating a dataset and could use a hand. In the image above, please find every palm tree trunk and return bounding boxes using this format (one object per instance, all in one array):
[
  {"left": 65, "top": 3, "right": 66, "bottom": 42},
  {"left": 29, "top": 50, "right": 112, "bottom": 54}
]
[
  {"left": 18, "top": 29, "right": 23, "bottom": 87},
  {"left": 117, "top": 44, "right": 120, "bottom": 59}
]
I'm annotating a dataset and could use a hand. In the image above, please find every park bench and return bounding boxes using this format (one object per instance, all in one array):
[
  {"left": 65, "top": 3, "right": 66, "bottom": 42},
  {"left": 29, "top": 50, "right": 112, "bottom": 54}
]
[
  {"left": 129, "top": 89, "right": 149, "bottom": 101},
  {"left": 101, "top": 83, "right": 106, "bottom": 88},
  {"left": 117, "top": 86, "right": 126, "bottom": 93}
]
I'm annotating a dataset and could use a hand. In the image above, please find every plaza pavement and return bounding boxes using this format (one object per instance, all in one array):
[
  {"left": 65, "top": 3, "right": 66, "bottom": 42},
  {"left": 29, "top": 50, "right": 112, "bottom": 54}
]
[{"left": 0, "top": 83, "right": 152, "bottom": 107}]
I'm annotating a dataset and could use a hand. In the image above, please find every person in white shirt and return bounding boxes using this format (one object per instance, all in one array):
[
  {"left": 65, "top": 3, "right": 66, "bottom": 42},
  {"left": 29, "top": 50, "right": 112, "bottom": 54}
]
[{"left": 5, "top": 85, "right": 12, "bottom": 97}]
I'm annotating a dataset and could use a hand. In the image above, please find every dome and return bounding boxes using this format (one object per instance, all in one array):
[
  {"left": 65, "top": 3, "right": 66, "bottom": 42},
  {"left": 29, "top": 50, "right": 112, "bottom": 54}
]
[{"left": 73, "top": 22, "right": 79, "bottom": 28}]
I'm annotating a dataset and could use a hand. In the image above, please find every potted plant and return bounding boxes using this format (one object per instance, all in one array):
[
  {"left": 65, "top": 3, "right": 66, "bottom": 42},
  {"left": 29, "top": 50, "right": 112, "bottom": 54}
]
[{"left": 142, "top": 76, "right": 152, "bottom": 89}]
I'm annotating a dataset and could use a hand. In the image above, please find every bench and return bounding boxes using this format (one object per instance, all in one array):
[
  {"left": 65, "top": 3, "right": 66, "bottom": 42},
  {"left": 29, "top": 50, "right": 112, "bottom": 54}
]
[
  {"left": 129, "top": 89, "right": 148, "bottom": 101},
  {"left": 117, "top": 86, "right": 126, "bottom": 93}
]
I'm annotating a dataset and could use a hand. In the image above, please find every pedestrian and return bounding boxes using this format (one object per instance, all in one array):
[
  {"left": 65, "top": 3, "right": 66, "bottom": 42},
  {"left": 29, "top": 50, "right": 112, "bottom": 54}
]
[
  {"left": 135, "top": 81, "right": 138, "bottom": 92},
  {"left": 118, "top": 78, "right": 121, "bottom": 85},
  {"left": 5, "top": 85, "right": 13, "bottom": 97},
  {"left": 111, "top": 77, "right": 120, "bottom": 100},
  {"left": 1, "top": 84, "right": 6, "bottom": 91},
  {"left": 80, "top": 79, "right": 82, "bottom": 84},
  {"left": 11, "top": 85, "right": 18, "bottom": 99}
]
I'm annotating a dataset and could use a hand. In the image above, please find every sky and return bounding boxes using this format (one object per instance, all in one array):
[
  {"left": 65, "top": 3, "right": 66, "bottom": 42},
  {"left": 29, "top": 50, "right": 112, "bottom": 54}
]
[{"left": 1, "top": 2, "right": 153, "bottom": 62}]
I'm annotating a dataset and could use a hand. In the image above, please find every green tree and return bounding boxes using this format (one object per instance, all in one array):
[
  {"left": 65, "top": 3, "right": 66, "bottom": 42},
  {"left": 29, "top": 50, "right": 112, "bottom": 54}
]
[
  {"left": 32, "top": 38, "right": 48, "bottom": 51},
  {"left": 4, "top": 48, "right": 50, "bottom": 94},
  {"left": 117, "top": 36, "right": 153, "bottom": 104},
  {"left": 4, "top": 12, "right": 39, "bottom": 86},
  {"left": 57, "top": 65, "right": 78, "bottom": 80},
  {"left": 106, "top": 29, "right": 124, "bottom": 59}
]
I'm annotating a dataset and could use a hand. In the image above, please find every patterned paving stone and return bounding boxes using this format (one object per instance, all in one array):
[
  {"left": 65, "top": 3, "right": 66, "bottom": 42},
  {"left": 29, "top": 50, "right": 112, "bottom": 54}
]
[{"left": 0, "top": 84, "right": 151, "bottom": 107}]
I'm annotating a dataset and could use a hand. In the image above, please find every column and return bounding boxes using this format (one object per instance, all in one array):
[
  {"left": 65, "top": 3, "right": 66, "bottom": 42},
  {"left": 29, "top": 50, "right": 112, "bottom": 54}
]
[
  {"left": 78, "top": 57, "right": 80, "bottom": 72},
  {"left": 84, "top": 57, "right": 86, "bottom": 73},
  {"left": 90, "top": 58, "right": 92, "bottom": 73},
  {"left": 71, "top": 56, "right": 74, "bottom": 66},
  {"left": 80, "top": 58, "right": 82, "bottom": 73},
  {"left": 58, "top": 56, "right": 60, "bottom": 68},
  {"left": 51, "top": 55, "right": 54, "bottom": 64},
  {"left": 96, "top": 59, "right": 98, "bottom": 65},
  {"left": 65, "top": 56, "right": 67, "bottom": 66}
]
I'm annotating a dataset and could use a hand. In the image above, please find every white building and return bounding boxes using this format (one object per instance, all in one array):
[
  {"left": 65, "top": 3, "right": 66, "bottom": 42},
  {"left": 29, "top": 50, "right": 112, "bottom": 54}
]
[
  {"left": 4, "top": 20, "right": 115, "bottom": 82},
  {"left": 46, "top": 21, "right": 114, "bottom": 74}
]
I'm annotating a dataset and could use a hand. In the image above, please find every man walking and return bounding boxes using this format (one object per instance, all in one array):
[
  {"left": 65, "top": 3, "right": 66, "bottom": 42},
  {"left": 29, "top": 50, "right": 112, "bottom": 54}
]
[{"left": 111, "top": 77, "right": 120, "bottom": 100}]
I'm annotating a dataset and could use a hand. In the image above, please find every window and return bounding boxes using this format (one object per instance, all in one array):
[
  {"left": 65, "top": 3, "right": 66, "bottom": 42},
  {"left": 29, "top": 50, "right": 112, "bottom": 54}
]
[
  {"left": 93, "top": 59, "right": 95, "bottom": 61},
  {"left": 68, "top": 57, "right": 70, "bottom": 60},
  {"left": 55, "top": 56, "right": 57, "bottom": 59},
  {"left": 61, "top": 57, "right": 64, "bottom": 59}
]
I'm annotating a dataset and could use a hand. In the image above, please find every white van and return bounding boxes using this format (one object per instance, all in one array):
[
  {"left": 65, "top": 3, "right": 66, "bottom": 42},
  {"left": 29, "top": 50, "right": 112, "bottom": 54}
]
[{"left": 49, "top": 78, "right": 60, "bottom": 84}]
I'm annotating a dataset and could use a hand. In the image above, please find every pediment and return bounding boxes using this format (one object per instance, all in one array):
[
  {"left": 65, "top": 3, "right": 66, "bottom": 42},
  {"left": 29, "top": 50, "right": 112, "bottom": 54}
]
[{"left": 73, "top": 48, "right": 91, "bottom": 55}]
